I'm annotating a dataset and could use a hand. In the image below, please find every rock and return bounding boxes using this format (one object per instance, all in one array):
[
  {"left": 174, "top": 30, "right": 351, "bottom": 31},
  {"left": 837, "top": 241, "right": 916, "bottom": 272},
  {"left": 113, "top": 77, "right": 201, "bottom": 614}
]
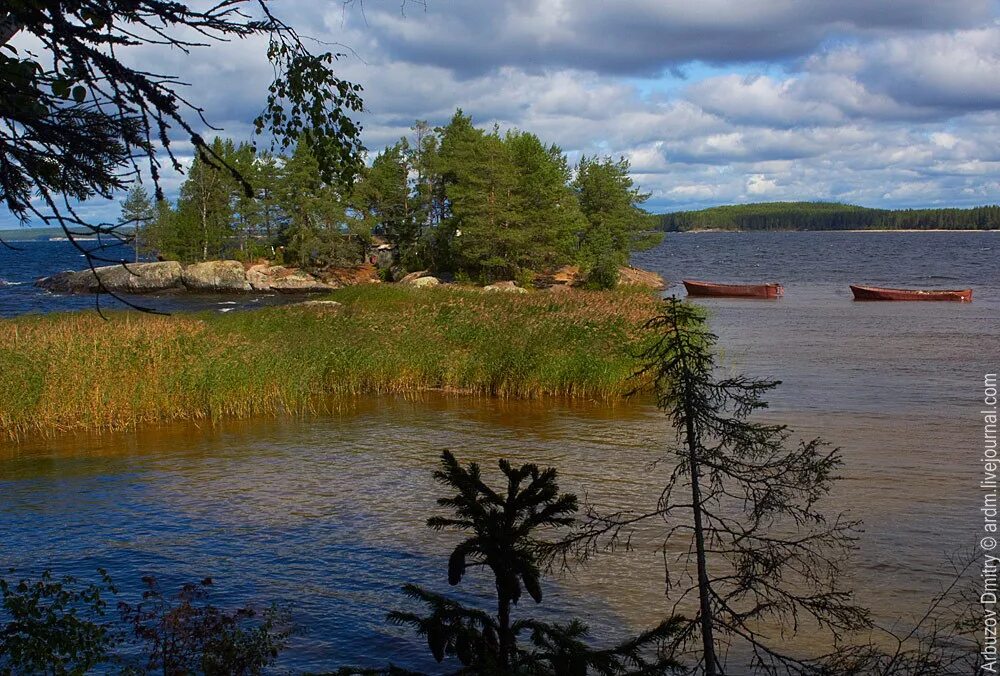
[
  {"left": 243, "top": 264, "right": 334, "bottom": 293},
  {"left": 266, "top": 268, "right": 334, "bottom": 293},
  {"left": 97, "top": 262, "right": 184, "bottom": 293},
  {"left": 373, "top": 245, "right": 394, "bottom": 269},
  {"left": 399, "top": 270, "right": 431, "bottom": 284},
  {"left": 37, "top": 261, "right": 184, "bottom": 294},
  {"left": 245, "top": 264, "right": 274, "bottom": 291},
  {"left": 535, "top": 265, "right": 582, "bottom": 289},
  {"left": 617, "top": 266, "right": 666, "bottom": 290},
  {"left": 181, "top": 260, "right": 251, "bottom": 292},
  {"left": 483, "top": 281, "right": 528, "bottom": 293},
  {"left": 319, "top": 264, "right": 379, "bottom": 287},
  {"left": 409, "top": 276, "right": 440, "bottom": 288},
  {"left": 35, "top": 271, "right": 80, "bottom": 293}
]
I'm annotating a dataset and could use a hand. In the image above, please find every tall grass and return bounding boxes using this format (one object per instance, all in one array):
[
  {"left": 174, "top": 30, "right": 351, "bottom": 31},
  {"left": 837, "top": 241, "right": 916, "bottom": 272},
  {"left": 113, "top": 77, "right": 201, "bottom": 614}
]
[{"left": 0, "top": 286, "right": 661, "bottom": 440}]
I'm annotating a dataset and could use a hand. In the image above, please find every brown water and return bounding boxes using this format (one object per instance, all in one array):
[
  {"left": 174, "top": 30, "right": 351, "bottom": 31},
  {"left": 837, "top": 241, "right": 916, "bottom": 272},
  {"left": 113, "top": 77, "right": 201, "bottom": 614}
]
[{"left": 2, "top": 231, "right": 997, "bottom": 671}]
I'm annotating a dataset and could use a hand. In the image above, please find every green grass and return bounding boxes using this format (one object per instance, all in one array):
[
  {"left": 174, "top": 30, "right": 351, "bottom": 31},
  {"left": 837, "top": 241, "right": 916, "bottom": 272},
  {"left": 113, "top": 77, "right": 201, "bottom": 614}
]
[{"left": 0, "top": 285, "right": 661, "bottom": 440}]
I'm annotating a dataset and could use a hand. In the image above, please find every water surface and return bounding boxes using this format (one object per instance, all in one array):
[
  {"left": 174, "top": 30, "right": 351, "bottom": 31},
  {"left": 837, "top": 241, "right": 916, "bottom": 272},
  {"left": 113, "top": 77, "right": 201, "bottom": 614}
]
[{"left": 2, "top": 231, "right": 997, "bottom": 670}]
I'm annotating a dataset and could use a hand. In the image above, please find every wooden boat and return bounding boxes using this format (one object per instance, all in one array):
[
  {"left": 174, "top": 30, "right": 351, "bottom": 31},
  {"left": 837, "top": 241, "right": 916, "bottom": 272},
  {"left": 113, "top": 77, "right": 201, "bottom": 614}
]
[
  {"left": 683, "top": 280, "right": 784, "bottom": 299},
  {"left": 849, "top": 284, "right": 972, "bottom": 302}
]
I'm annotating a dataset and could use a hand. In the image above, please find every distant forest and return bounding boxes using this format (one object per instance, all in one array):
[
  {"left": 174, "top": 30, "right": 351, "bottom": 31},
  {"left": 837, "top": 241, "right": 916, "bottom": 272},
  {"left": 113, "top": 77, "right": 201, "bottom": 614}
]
[{"left": 657, "top": 201, "right": 1000, "bottom": 231}]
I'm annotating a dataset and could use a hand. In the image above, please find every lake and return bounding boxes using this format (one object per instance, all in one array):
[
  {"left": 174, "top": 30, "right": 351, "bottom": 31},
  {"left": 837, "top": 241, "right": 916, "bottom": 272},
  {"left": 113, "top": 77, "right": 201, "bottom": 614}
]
[{"left": 1, "top": 231, "right": 997, "bottom": 671}]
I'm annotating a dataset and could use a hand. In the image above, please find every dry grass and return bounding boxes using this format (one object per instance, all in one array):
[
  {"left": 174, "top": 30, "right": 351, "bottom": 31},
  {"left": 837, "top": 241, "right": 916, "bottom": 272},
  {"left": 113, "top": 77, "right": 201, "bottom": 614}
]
[{"left": 0, "top": 285, "right": 662, "bottom": 440}]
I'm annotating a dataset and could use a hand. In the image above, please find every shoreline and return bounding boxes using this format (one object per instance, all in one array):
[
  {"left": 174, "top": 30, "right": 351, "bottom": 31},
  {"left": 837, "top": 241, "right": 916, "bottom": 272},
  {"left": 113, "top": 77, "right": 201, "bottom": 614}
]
[
  {"left": 681, "top": 228, "right": 996, "bottom": 233},
  {"left": 0, "top": 285, "right": 659, "bottom": 442}
]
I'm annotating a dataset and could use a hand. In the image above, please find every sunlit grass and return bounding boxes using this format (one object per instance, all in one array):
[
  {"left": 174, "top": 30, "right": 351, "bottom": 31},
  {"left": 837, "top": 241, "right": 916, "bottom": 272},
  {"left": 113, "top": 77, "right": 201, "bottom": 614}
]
[{"left": 0, "top": 285, "right": 661, "bottom": 440}]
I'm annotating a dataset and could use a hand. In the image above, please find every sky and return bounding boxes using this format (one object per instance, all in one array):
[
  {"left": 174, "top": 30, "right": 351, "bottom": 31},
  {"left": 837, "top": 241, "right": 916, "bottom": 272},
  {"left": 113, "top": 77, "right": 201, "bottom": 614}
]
[{"left": 8, "top": 0, "right": 1000, "bottom": 227}]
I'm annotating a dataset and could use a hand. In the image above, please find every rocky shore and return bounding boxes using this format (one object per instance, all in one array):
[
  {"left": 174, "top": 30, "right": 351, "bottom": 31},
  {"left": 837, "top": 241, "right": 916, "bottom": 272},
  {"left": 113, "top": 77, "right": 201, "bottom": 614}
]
[
  {"left": 35, "top": 260, "right": 369, "bottom": 295},
  {"left": 36, "top": 260, "right": 665, "bottom": 295},
  {"left": 396, "top": 265, "right": 666, "bottom": 292}
]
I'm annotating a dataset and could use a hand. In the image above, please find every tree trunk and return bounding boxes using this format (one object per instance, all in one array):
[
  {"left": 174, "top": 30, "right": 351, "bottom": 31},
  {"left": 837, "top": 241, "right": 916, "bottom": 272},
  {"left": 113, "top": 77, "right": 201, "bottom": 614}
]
[
  {"left": 686, "top": 414, "right": 718, "bottom": 675},
  {"left": 497, "top": 589, "right": 512, "bottom": 669},
  {"left": 675, "top": 323, "right": 718, "bottom": 675}
]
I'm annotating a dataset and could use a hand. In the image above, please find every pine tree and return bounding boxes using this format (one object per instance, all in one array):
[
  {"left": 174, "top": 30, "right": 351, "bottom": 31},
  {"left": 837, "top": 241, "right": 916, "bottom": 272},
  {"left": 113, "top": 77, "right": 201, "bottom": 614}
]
[
  {"left": 227, "top": 141, "right": 262, "bottom": 257},
  {"left": 505, "top": 131, "right": 584, "bottom": 273},
  {"left": 573, "top": 156, "right": 658, "bottom": 288},
  {"left": 276, "top": 137, "right": 362, "bottom": 267},
  {"left": 358, "top": 140, "right": 424, "bottom": 265},
  {"left": 174, "top": 137, "right": 239, "bottom": 261},
  {"left": 118, "top": 183, "right": 154, "bottom": 262}
]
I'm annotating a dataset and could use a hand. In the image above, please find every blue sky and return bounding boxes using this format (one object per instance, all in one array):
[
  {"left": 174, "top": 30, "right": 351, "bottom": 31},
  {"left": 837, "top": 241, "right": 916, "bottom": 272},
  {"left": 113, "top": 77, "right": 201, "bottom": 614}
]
[{"left": 6, "top": 0, "right": 1000, "bottom": 228}]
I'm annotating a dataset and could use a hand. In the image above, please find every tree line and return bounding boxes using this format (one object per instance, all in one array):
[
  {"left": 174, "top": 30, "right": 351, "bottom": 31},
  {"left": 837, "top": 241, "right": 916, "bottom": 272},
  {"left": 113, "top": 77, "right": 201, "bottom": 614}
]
[
  {"left": 122, "top": 111, "right": 661, "bottom": 288},
  {"left": 657, "top": 201, "right": 1000, "bottom": 231}
]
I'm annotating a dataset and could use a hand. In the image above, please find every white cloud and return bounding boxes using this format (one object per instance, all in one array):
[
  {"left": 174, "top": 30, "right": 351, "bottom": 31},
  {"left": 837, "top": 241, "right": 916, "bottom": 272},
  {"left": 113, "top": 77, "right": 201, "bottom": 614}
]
[{"left": 5, "top": 0, "right": 1000, "bottom": 230}]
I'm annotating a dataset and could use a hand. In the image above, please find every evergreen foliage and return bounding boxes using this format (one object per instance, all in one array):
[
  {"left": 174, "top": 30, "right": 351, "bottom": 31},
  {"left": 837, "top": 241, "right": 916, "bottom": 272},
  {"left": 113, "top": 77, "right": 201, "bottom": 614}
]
[
  {"left": 370, "top": 450, "right": 683, "bottom": 675},
  {"left": 275, "top": 140, "right": 361, "bottom": 268},
  {"left": 574, "top": 156, "right": 655, "bottom": 289},
  {"left": 566, "top": 298, "right": 870, "bottom": 673},
  {"left": 658, "top": 201, "right": 1000, "bottom": 231},
  {"left": 142, "top": 110, "right": 656, "bottom": 283},
  {"left": 118, "top": 183, "right": 154, "bottom": 260}
]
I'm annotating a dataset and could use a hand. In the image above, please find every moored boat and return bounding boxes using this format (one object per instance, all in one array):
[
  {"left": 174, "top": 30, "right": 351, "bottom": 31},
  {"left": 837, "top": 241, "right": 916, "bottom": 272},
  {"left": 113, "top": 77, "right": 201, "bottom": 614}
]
[
  {"left": 849, "top": 284, "right": 972, "bottom": 302},
  {"left": 683, "top": 280, "right": 784, "bottom": 299}
]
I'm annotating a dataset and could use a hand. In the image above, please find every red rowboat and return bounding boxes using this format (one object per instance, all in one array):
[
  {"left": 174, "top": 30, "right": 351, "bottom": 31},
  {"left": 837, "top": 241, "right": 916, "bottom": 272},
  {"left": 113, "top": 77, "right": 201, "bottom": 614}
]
[
  {"left": 683, "top": 280, "right": 784, "bottom": 299},
  {"left": 849, "top": 284, "right": 972, "bottom": 302}
]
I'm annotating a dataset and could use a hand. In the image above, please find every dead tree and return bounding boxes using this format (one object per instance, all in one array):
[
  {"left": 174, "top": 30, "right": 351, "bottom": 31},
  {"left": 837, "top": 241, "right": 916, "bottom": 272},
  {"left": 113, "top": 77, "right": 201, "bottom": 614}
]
[{"left": 555, "top": 298, "right": 870, "bottom": 674}]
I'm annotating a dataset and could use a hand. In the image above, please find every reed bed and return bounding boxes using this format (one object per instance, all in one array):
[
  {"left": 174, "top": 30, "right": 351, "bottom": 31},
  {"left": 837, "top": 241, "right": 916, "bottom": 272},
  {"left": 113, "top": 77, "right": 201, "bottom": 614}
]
[{"left": 0, "top": 285, "right": 661, "bottom": 440}]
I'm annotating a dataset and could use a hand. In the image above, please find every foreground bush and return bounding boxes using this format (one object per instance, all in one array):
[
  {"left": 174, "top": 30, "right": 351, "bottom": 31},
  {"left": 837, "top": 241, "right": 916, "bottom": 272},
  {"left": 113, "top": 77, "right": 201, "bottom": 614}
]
[{"left": 0, "top": 573, "right": 289, "bottom": 675}]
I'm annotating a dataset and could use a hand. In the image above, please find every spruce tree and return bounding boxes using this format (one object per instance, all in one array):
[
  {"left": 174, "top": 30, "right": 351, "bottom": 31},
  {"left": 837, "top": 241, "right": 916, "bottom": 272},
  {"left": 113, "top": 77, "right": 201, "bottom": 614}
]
[
  {"left": 374, "top": 450, "right": 682, "bottom": 675},
  {"left": 566, "top": 299, "right": 869, "bottom": 673}
]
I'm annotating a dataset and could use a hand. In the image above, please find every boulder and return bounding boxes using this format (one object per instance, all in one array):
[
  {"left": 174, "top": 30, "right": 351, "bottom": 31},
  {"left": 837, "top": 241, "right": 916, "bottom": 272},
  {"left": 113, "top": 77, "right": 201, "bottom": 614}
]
[
  {"left": 535, "top": 265, "right": 582, "bottom": 289},
  {"left": 246, "top": 264, "right": 274, "bottom": 291},
  {"left": 409, "top": 276, "right": 440, "bottom": 288},
  {"left": 181, "top": 260, "right": 251, "bottom": 292},
  {"left": 266, "top": 268, "right": 334, "bottom": 293},
  {"left": 35, "top": 271, "right": 83, "bottom": 293},
  {"left": 37, "top": 261, "right": 183, "bottom": 294},
  {"left": 319, "top": 264, "right": 379, "bottom": 287},
  {"left": 483, "top": 281, "right": 528, "bottom": 293},
  {"left": 617, "top": 266, "right": 666, "bottom": 290},
  {"left": 399, "top": 270, "right": 431, "bottom": 284},
  {"left": 242, "top": 264, "right": 332, "bottom": 293}
]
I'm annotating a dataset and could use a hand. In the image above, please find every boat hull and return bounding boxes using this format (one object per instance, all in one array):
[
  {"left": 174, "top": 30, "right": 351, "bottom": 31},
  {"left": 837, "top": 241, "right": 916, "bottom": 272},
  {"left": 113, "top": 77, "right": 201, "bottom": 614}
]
[
  {"left": 849, "top": 285, "right": 972, "bottom": 302},
  {"left": 683, "top": 280, "right": 783, "bottom": 299}
]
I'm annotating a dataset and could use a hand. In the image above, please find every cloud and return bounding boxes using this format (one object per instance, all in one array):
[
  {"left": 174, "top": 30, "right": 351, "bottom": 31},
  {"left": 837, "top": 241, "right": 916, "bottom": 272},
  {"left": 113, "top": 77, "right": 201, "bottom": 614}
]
[
  {"left": 5, "top": 0, "right": 1000, "bottom": 231},
  {"left": 357, "top": 0, "right": 995, "bottom": 77},
  {"left": 806, "top": 25, "right": 1000, "bottom": 112}
]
